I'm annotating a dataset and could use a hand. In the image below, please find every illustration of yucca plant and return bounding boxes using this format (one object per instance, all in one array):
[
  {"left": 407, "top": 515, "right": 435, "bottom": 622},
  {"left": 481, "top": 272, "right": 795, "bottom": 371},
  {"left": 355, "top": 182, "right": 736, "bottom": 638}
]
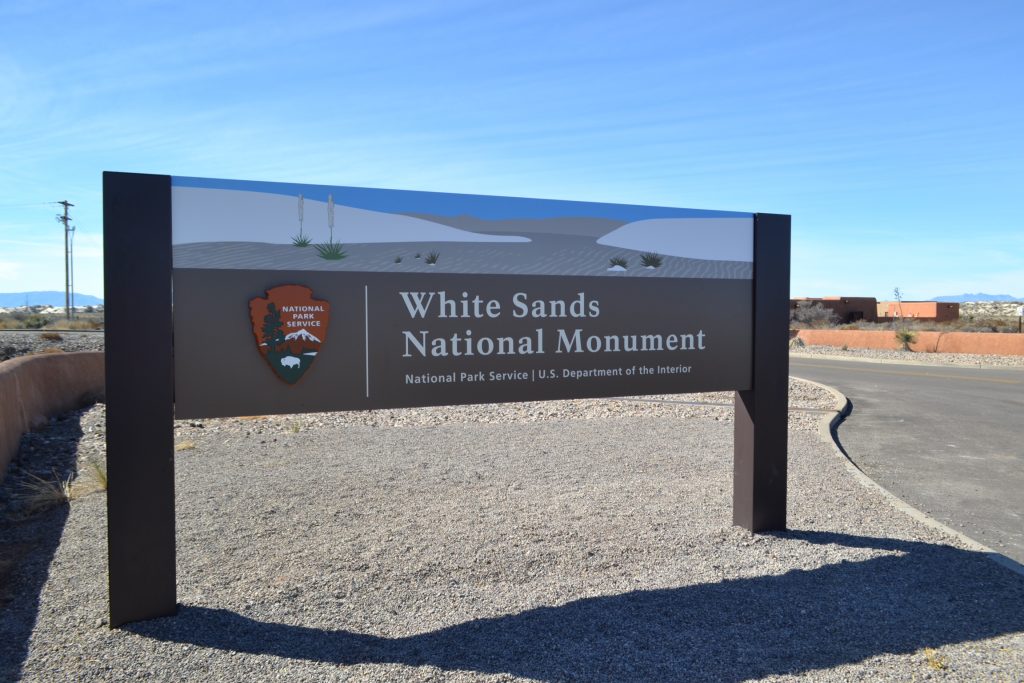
[
  {"left": 292, "top": 194, "right": 311, "bottom": 246},
  {"left": 609, "top": 256, "right": 628, "bottom": 269},
  {"left": 640, "top": 252, "right": 663, "bottom": 268},
  {"left": 425, "top": 251, "right": 440, "bottom": 265},
  {"left": 316, "top": 193, "right": 347, "bottom": 260},
  {"left": 315, "top": 241, "right": 347, "bottom": 260}
]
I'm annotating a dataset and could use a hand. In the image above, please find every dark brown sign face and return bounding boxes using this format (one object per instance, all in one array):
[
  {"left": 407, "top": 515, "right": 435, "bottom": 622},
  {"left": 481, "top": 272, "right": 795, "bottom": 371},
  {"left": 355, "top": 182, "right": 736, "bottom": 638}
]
[
  {"left": 248, "top": 285, "right": 330, "bottom": 384},
  {"left": 175, "top": 270, "right": 752, "bottom": 417}
]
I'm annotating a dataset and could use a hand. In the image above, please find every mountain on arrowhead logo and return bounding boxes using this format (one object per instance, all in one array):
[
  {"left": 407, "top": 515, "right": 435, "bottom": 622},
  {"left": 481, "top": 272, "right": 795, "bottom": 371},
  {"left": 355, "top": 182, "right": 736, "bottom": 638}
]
[{"left": 249, "top": 285, "right": 330, "bottom": 384}]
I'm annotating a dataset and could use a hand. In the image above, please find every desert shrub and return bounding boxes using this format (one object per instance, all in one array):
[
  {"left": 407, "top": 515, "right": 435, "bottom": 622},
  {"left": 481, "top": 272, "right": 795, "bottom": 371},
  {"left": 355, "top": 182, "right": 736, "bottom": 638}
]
[
  {"left": 895, "top": 329, "right": 917, "bottom": 351},
  {"left": 40, "top": 331, "right": 63, "bottom": 341},
  {"left": 425, "top": 251, "right": 440, "bottom": 265},
  {"left": 791, "top": 302, "right": 837, "bottom": 327}
]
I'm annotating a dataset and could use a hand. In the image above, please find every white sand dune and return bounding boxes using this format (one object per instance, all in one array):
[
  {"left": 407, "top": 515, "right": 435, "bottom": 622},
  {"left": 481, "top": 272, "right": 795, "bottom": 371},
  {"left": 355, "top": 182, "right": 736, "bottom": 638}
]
[
  {"left": 171, "top": 186, "right": 530, "bottom": 245},
  {"left": 597, "top": 217, "right": 752, "bottom": 262}
]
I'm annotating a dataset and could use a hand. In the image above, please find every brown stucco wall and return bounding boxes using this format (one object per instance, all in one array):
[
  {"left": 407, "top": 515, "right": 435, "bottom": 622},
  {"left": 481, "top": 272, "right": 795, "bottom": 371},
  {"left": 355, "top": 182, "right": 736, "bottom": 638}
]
[
  {"left": 876, "top": 301, "right": 960, "bottom": 323},
  {"left": 0, "top": 352, "right": 105, "bottom": 483},
  {"left": 795, "top": 329, "right": 1024, "bottom": 355}
]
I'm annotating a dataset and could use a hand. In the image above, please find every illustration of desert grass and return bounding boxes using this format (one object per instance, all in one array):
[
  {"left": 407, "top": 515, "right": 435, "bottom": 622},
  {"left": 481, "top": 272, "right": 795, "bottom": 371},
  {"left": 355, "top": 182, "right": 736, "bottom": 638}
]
[
  {"left": 315, "top": 241, "right": 347, "bottom": 260},
  {"left": 640, "top": 252, "right": 663, "bottom": 268},
  {"left": 425, "top": 251, "right": 440, "bottom": 265},
  {"left": 609, "top": 256, "right": 628, "bottom": 269}
]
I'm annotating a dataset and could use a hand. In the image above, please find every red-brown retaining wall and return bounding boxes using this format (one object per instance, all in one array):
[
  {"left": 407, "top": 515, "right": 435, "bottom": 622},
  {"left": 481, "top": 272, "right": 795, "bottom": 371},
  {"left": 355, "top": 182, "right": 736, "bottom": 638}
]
[
  {"left": 794, "top": 329, "right": 1024, "bottom": 355},
  {"left": 0, "top": 352, "right": 105, "bottom": 483}
]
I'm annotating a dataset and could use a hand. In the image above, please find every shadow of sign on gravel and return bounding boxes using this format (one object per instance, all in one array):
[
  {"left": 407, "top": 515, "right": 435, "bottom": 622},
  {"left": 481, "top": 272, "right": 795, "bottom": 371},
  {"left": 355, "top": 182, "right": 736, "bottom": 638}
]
[
  {"left": 0, "top": 411, "right": 85, "bottom": 682},
  {"left": 127, "top": 531, "right": 1024, "bottom": 682}
]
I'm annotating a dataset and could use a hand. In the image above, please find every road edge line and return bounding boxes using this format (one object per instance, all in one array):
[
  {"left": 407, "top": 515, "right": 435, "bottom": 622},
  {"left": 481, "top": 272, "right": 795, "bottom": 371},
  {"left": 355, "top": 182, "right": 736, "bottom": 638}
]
[{"left": 791, "top": 375, "right": 1024, "bottom": 578}]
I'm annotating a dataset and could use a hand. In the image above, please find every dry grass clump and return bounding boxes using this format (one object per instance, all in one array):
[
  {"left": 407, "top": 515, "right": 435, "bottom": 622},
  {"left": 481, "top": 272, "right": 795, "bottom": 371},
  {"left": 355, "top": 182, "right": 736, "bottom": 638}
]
[
  {"left": 15, "top": 460, "right": 110, "bottom": 513},
  {"left": 16, "top": 472, "right": 74, "bottom": 513}
]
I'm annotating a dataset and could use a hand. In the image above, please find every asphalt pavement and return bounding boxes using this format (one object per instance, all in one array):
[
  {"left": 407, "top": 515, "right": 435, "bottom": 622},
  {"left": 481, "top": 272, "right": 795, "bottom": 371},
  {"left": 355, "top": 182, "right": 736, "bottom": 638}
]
[{"left": 790, "top": 355, "right": 1024, "bottom": 564}]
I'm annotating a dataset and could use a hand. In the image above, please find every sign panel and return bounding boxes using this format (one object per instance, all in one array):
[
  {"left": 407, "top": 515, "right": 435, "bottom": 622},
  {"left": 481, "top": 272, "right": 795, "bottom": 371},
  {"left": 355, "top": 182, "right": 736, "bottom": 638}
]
[{"left": 170, "top": 177, "right": 754, "bottom": 417}]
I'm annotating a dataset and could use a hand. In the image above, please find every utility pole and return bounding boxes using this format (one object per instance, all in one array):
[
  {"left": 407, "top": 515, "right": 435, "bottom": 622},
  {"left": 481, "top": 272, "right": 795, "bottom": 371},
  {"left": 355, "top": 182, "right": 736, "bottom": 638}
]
[{"left": 56, "top": 200, "right": 74, "bottom": 320}]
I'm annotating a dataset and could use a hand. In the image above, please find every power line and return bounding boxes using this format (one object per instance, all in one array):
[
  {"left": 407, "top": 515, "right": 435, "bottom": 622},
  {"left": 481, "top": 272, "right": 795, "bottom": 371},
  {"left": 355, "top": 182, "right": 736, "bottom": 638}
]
[{"left": 0, "top": 201, "right": 64, "bottom": 208}]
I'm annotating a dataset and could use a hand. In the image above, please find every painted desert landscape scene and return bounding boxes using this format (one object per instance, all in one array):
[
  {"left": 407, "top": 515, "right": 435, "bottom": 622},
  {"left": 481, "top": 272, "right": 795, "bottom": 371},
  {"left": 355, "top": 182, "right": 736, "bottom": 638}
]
[{"left": 171, "top": 181, "right": 753, "bottom": 280}]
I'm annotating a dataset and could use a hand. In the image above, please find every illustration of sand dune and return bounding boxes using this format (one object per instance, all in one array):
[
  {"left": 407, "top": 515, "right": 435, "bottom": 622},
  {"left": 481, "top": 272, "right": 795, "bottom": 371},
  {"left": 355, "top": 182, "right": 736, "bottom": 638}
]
[{"left": 597, "top": 217, "right": 753, "bottom": 262}]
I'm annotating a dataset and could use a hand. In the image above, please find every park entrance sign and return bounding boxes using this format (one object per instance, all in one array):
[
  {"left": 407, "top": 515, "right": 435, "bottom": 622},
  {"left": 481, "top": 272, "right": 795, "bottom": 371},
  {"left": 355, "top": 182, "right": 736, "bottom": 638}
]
[{"left": 103, "top": 172, "right": 790, "bottom": 627}]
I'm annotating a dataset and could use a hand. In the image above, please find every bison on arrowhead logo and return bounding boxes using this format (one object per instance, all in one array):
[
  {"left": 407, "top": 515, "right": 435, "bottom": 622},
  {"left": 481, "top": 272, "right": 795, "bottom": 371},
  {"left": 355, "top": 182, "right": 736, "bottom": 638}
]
[{"left": 249, "top": 285, "right": 330, "bottom": 384}]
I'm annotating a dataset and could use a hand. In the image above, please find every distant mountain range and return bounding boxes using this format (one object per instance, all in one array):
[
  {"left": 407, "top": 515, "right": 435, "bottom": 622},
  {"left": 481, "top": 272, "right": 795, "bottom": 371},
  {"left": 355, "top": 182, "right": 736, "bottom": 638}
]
[
  {"left": 932, "top": 293, "right": 1021, "bottom": 303},
  {"left": 0, "top": 291, "right": 104, "bottom": 307}
]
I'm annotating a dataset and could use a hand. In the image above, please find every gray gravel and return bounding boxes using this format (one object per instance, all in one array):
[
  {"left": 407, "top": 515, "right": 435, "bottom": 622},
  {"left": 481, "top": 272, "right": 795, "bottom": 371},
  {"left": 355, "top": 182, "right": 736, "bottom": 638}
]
[
  {"left": 2, "top": 377, "right": 1023, "bottom": 681},
  {"left": 0, "top": 330, "right": 104, "bottom": 362}
]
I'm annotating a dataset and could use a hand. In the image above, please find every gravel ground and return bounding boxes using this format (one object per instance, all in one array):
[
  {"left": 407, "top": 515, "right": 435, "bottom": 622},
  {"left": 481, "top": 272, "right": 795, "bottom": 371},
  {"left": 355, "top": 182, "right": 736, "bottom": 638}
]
[
  {"left": 2, "top": 377, "right": 1023, "bottom": 681},
  {"left": 2, "top": 331, "right": 1023, "bottom": 679},
  {"left": 0, "top": 331, "right": 104, "bottom": 362}
]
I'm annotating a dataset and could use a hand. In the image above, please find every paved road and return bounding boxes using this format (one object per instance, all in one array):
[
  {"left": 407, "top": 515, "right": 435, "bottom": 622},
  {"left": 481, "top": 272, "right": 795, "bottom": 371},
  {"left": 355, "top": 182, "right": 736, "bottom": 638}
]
[{"left": 790, "top": 355, "right": 1024, "bottom": 564}]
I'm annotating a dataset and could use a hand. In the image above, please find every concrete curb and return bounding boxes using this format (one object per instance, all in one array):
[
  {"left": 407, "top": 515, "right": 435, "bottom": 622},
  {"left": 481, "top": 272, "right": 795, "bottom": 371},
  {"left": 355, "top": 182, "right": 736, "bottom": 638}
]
[
  {"left": 0, "top": 351, "right": 105, "bottom": 483},
  {"left": 790, "top": 375, "right": 1024, "bottom": 578}
]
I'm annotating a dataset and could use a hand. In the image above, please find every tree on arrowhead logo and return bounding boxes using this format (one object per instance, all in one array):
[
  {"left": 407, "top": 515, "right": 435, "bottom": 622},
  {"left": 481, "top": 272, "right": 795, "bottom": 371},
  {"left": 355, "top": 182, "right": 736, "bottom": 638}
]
[{"left": 248, "top": 285, "right": 330, "bottom": 384}]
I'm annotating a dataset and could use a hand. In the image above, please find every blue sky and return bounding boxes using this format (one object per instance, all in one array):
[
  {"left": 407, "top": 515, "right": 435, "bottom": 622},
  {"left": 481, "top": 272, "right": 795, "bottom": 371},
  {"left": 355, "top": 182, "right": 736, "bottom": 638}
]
[{"left": 1, "top": 0, "right": 1021, "bottom": 300}]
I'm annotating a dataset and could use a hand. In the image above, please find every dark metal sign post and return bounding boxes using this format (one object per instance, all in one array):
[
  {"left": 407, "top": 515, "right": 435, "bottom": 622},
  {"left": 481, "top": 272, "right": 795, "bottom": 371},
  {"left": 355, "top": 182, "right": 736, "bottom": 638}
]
[
  {"left": 734, "top": 213, "right": 790, "bottom": 531},
  {"left": 103, "top": 171, "right": 790, "bottom": 627},
  {"left": 103, "top": 173, "right": 176, "bottom": 626}
]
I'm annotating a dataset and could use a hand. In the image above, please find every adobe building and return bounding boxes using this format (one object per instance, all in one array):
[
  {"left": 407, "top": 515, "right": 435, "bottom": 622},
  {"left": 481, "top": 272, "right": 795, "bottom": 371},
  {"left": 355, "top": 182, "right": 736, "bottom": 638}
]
[
  {"left": 790, "top": 297, "right": 878, "bottom": 323},
  {"left": 877, "top": 301, "right": 959, "bottom": 323}
]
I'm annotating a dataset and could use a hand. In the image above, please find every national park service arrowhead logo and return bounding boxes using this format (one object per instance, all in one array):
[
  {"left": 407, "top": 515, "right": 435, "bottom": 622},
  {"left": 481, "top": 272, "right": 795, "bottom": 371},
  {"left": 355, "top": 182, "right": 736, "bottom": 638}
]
[{"left": 249, "top": 285, "right": 330, "bottom": 384}]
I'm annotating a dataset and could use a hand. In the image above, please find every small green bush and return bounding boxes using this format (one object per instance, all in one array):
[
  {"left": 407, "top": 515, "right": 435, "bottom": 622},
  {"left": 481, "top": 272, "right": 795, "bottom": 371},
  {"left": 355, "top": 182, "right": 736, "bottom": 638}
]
[
  {"left": 19, "top": 314, "right": 48, "bottom": 329},
  {"left": 895, "top": 329, "right": 917, "bottom": 351},
  {"left": 425, "top": 251, "right": 440, "bottom": 265},
  {"left": 292, "top": 234, "right": 312, "bottom": 247},
  {"left": 609, "top": 256, "right": 628, "bottom": 269}
]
